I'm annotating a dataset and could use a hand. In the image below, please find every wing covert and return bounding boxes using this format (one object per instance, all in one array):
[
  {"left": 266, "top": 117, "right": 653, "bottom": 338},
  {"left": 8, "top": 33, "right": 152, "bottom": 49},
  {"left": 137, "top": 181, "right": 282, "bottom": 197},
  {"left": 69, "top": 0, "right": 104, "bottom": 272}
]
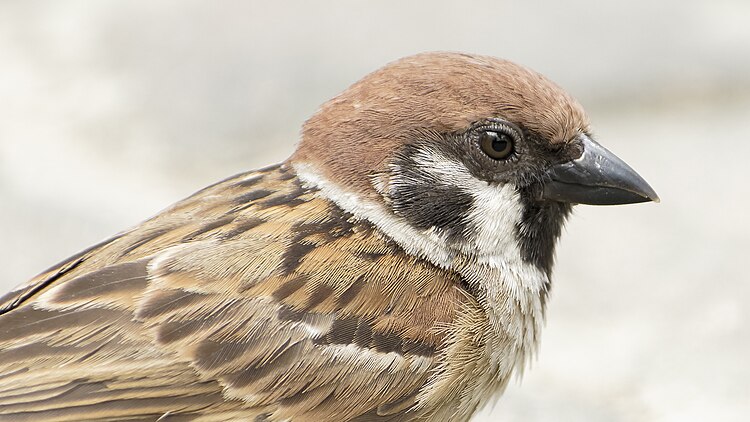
[{"left": 0, "top": 165, "right": 470, "bottom": 421}]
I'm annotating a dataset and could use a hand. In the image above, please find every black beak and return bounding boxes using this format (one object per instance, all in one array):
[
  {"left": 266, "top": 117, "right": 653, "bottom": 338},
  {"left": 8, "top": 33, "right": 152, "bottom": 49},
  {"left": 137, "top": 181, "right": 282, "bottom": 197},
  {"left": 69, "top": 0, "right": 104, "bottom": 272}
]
[{"left": 541, "top": 135, "right": 660, "bottom": 205}]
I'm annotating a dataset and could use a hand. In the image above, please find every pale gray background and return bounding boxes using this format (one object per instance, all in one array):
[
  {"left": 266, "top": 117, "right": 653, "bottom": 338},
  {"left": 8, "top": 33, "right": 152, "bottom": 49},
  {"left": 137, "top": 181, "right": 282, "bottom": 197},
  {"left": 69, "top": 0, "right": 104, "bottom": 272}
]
[{"left": 1, "top": 1, "right": 748, "bottom": 421}]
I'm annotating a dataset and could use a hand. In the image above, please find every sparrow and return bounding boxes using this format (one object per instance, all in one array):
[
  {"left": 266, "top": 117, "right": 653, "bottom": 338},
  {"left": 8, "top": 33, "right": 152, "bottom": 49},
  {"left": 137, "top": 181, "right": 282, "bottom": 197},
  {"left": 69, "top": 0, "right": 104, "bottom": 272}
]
[{"left": 0, "top": 52, "right": 658, "bottom": 421}]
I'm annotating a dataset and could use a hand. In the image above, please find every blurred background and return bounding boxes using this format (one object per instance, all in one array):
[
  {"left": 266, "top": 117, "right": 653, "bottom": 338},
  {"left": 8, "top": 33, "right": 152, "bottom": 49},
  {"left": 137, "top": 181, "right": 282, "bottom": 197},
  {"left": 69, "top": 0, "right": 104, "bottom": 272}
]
[{"left": 0, "top": 1, "right": 748, "bottom": 421}]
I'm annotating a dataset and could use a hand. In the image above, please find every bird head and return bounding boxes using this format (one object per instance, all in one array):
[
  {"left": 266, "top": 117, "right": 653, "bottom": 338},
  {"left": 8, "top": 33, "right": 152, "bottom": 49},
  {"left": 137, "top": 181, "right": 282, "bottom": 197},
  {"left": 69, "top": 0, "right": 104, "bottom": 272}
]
[{"left": 291, "top": 52, "right": 658, "bottom": 274}]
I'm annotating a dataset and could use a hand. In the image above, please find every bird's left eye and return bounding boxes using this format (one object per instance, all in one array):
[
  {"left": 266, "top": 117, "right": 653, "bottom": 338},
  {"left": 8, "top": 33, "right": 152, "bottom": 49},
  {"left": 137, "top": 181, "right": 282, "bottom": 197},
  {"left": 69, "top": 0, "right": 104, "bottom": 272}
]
[{"left": 479, "top": 130, "right": 514, "bottom": 159}]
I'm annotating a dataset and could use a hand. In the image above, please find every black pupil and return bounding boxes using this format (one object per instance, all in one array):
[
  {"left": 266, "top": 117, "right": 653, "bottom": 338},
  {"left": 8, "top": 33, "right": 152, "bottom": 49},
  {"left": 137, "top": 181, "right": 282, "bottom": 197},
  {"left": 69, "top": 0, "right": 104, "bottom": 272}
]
[
  {"left": 480, "top": 130, "right": 513, "bottom": 159},
  {"left": 492, "top": 134, "right": 508, "bottom": 152}
]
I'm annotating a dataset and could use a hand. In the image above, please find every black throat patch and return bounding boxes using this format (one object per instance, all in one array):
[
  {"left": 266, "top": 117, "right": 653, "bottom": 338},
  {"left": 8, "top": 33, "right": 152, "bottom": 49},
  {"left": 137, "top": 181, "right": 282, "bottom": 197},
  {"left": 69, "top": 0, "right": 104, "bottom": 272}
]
[{"left": 516, "top": 187, "right": 571, "bottom": 277}]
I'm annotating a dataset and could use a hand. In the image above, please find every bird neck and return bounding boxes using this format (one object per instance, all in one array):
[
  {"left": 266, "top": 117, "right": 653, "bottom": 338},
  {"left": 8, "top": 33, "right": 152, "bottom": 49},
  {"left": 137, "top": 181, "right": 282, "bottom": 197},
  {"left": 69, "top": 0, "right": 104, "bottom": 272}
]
[{"left": 292, "top": 160, "right": 563, "bottom": 379}]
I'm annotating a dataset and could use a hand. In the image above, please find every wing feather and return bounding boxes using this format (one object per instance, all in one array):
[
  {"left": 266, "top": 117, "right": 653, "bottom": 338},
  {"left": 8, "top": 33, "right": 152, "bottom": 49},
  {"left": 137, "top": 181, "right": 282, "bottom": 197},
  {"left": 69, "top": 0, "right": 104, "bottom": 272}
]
[{"left": 0, "top": 165, "right": 471, "bottom": 421}]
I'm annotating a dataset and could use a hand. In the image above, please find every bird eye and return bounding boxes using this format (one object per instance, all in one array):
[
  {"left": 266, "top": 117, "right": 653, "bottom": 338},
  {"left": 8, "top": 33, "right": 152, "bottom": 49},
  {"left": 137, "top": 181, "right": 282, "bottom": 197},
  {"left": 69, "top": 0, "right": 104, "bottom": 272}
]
[{"left": 479, "top": 130, "right": 514, "bottom": 159}]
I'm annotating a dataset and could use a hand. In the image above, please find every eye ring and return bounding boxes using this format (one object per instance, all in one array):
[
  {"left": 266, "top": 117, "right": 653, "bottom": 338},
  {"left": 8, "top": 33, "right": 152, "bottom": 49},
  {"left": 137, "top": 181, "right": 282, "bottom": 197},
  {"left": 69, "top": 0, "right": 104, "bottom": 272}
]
[{"left": 479, "top": 129, "right": 515, "bottom": 160}]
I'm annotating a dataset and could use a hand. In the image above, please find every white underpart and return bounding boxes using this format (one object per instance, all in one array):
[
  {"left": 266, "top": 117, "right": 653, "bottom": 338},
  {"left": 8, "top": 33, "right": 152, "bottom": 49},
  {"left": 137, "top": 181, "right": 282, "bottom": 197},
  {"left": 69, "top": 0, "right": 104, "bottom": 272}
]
[{"left": 293, "top": 155, "right": 548, "bottom": 405}]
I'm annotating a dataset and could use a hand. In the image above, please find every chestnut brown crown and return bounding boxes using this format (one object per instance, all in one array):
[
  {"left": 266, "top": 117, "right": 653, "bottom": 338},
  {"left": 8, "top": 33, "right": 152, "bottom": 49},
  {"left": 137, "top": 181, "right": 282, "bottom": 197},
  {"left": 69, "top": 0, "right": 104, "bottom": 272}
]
[{"left": 292, "top": 52, "right": 589, "bottom": 197}]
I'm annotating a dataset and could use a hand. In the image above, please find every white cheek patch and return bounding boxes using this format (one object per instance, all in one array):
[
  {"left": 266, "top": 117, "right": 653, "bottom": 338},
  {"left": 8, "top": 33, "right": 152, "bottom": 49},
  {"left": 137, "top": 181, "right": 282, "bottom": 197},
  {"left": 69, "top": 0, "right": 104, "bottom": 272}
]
[
  {"left": 405, "top": 147, "right": 472, "bottom": 182},
  {"left": 466, "top": 182, "right": 549, "bottom": 291},
  {"left": 466, "top": 182, "right": 523, "bottom": 255},
  {"left": 407, "top": 148, "right": 533, "bottom": 262}
]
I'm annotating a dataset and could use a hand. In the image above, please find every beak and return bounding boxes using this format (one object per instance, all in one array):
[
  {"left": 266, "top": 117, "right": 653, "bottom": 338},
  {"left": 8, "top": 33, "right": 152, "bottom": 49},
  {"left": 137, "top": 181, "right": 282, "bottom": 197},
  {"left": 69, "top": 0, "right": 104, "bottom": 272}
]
[{"left": 541, "top": 135, "right": 660, "bottom": 205}]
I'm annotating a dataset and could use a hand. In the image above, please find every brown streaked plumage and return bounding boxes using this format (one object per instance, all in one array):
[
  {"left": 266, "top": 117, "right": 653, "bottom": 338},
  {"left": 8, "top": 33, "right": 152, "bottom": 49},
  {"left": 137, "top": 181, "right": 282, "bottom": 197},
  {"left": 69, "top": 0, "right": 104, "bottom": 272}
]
[
  {"left": 0, "top": 166, "right": 470, "bottom": 421},
  {"left": 0, "top": 52, "right": 658, "bottom": 421}
]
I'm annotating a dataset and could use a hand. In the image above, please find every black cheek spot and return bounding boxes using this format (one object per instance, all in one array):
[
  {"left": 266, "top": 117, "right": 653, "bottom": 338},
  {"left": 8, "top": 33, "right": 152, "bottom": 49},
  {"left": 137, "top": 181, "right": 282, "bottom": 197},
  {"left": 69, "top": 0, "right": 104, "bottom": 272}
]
[
  {"left": 391, "top": 184, "right": 473, "bottom": 234},
  {"left": 389, "top": 148, "right": 474, "bottom": 241}
]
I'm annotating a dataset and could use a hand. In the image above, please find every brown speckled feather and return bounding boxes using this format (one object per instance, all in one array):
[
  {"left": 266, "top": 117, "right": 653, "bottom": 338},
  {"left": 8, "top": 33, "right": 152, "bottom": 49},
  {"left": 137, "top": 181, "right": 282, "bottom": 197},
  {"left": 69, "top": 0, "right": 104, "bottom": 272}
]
[{"left": 0, "top": 164, "right": 476, "bottom": 421}]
